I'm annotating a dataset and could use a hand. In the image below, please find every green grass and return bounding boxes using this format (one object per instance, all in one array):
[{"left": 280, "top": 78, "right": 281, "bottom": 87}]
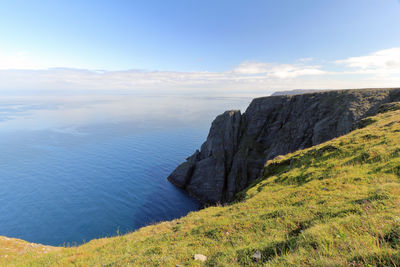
[{"left": 2, "top": 105, "right": 400, "bottom": 266}]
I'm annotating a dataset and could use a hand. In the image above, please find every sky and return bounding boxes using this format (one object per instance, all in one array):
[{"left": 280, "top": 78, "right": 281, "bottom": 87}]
[{"left": 0, "top": 0, "right": 400, "bottom": 95}]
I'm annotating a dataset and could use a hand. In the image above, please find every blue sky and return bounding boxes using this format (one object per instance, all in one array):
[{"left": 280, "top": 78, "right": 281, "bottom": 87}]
[{"left": 0, "top": 0, "right": 400, "bottom": 94}]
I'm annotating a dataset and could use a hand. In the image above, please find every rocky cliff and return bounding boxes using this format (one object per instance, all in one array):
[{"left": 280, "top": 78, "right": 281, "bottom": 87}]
[{"left": 168, "top": 88, "right": 400, "bottom": 205}]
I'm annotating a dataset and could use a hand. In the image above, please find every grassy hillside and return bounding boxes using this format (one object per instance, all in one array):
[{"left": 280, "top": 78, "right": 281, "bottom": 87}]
[{"left": 2, "top": 103, "right": 400, "bottom": 266}]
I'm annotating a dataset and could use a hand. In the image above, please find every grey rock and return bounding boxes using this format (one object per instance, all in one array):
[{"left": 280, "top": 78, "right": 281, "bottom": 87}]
[
  {"left": 252, "top": 250, "right": 262, "bottom": 261},
  {"left": 194, "top": 254, "right": 207, "bottom": 262},
  {"left": 168, "top": 88, "right": 400, "bottom": 205}
]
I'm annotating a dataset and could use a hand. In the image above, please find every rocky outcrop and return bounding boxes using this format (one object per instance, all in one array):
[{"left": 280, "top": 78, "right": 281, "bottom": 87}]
[{"left": 168, "top": 88, "right": 400, "bottom": 205}]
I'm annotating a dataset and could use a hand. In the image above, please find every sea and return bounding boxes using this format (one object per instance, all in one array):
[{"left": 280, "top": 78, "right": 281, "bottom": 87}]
[{"left": 0, "top": 94, "right": 251, "bottom": 246}]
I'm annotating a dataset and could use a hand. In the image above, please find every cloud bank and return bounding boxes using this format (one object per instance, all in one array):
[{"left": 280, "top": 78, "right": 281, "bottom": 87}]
[{"left": 0, "top": 48, "right": 399, "bottom": 96}]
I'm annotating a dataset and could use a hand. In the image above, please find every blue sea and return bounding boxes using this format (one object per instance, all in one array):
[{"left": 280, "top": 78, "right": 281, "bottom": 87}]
[{"left": 0, "top": 94, "right": 250, "bottom": 246}]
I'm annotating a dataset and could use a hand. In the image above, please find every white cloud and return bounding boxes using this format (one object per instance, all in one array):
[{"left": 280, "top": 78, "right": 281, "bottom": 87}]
[
  {"left": 233, "top": 61, "right": 326, "bottom": 78},
  {"left": 265, "top": 64, "right": 326, "bottom": 79},
  {"left": 336, "top": 47, "right": 400, "bottom": 76},
  {"left": 233, "top": 61, "right": 272, "bottom": 74},
  {"left": 0, "top": 48, "right": 399, "bottom": 96},
  {"left": 298, "top": 57, "right": 314, "bottom": 63},
  {"left": 0, "top": 51, "right": 48, "bottom": 70}
]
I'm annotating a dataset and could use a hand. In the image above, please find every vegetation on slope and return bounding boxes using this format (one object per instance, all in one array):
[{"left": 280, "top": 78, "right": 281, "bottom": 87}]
[{"left": 2, "top": 103, "right": 400, "bottom": 266}]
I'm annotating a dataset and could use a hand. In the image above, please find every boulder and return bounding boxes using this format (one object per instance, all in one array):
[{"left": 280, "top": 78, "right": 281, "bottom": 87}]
[{"left": 194, "top": 254, "right": 207, "bottom": 262}]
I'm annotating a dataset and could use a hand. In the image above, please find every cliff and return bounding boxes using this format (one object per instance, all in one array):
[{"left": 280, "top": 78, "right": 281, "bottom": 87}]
[{"left": 168, "top": 88, "right": 400, "bottom": 204}]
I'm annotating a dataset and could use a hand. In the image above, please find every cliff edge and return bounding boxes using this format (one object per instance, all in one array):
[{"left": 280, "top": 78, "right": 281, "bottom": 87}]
[{"left": 168, "top": 88, "right": 400, "bottom": 205}]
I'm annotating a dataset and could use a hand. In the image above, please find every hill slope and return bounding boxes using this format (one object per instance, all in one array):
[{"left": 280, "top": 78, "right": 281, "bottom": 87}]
[{"left": 2, "top": 103, "right": 400, "bottom": 266}]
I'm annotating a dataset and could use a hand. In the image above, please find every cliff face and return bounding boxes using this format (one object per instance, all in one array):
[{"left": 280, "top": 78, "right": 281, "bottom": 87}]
[{"left": 168, "top": 88, "right": 400, "bottom": 205}]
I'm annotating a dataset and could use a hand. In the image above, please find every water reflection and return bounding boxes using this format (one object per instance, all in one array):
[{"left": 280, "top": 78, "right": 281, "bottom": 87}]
[{"left": 0, "top": 94, "right": 251, "bottom": 132}]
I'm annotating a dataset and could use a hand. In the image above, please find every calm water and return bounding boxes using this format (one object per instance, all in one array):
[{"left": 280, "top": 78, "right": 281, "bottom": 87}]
[{"left": 0, "top": 94, "right": 251, "bottom": 245}]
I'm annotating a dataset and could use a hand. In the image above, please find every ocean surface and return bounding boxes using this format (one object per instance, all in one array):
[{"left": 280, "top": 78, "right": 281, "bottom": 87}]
[{"left": 0, "top": 94, "right": 251, "bottom": 246}]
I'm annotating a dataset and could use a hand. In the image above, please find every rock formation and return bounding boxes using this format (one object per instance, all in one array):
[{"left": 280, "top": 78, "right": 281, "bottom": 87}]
[{"left": 168, "top": 88, "right": 400, "bottom": 205}]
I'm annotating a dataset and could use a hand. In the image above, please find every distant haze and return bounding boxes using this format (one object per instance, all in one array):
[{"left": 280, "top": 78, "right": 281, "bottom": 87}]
[{"left": 271, "top": 89, "right": 325, "bottom": 96}]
